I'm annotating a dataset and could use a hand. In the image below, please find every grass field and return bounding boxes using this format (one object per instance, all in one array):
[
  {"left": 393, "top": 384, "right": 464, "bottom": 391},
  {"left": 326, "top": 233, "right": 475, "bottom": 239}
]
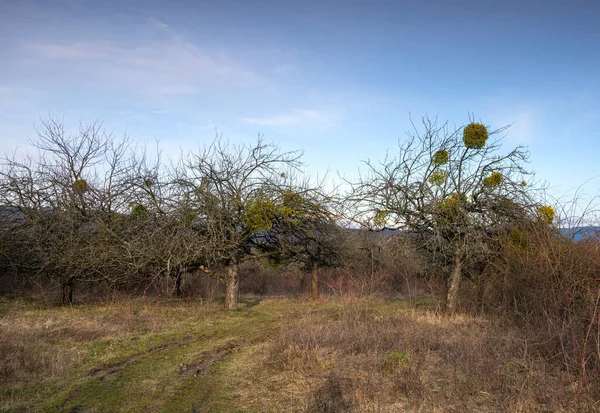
[{"left": 0, "top": 295, "right": 597, "bottom": 412}]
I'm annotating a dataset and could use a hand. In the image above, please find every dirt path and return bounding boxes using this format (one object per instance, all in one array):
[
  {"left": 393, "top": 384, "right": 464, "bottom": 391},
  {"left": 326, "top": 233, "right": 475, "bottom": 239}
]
[
  {"left": 50, "top": 299, "right": 300, "bottom": 413},
  {"left": 88, "top": 333, "right": 210, "bottom": 381}
]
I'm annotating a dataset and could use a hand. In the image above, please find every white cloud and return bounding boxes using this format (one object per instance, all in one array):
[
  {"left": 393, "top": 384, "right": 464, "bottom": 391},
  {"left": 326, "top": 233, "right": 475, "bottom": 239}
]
[{"left": 148, "top": 18, "right": 169, "bottom": 30}]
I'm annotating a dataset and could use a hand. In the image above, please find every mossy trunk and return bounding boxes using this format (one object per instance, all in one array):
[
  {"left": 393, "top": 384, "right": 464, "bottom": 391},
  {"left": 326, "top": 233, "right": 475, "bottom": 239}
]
[
  {"left": 311, "top": 263, "right": 319, "bottom": 300},
  {"left": 61, "top": 278, "right": 74, "bottom": 305},
  {"left": 224, "top": 260, "right": 239, "bottom": 310},
  {"left": 445, "top": 252, "right": 463, "bottom": 314}
]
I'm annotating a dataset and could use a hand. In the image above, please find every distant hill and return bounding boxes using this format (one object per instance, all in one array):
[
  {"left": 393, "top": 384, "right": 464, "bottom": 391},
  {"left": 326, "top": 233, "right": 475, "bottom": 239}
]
[
  {"left": 560, "top": 226, "right": 600, "bottom": 241},
  {"left": 375, "top": 226, "right": 600, "bottom": 243}
]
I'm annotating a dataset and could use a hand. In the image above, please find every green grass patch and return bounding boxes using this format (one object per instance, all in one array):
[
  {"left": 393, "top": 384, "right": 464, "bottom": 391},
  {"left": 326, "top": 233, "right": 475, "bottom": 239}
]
[{"left": 0, "top": 296, "right": 354, "bottom": 412}]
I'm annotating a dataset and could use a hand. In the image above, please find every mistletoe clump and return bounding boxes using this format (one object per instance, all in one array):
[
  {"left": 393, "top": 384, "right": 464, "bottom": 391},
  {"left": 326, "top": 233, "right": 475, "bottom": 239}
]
[
  {"left": 433, "top": 149, "right": 449, "bottom": 166},
  {"left": 429, "top": 169, "right": 448, "bottom": 186},
  {"left": 438, "top": 192, "right": 467, "bottom": 218},
  {"left": 483, "top": 172, "right": 504, "bottom": 189},
  {"left": 131, "top": 204, "right": 148, "bottom": 219},
  {"left": 537, "top": 205, "right": 555, "bottom": 224},
  {"left": 463, "top": 122, "right": 488, "bottom": 149},
  {"left": 374, "top": 209, "right": 388, "bottom": 227},
  {"left": 71, "top": 179, "right": 89, "bottom": 194},
  {"left": 508, "top": 226, "right": 528, "bottom": 251},
  {"left": 282, "top": 189, "right": 303, "bottom": 207},
  {"left": 244, "top": 196, "right": 277, "bottom": 232}
]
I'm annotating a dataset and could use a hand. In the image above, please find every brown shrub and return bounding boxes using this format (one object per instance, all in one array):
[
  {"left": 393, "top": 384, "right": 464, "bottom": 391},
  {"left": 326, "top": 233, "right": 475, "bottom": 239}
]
[{"left": 478, "top": 225, "right": 600, "bottom": 386}]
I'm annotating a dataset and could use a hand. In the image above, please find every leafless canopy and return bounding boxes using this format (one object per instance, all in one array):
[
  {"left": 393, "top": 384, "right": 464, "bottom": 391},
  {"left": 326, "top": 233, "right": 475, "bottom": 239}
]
[{"left": 347, "top": 115, "right": 544, "bottom": 312}]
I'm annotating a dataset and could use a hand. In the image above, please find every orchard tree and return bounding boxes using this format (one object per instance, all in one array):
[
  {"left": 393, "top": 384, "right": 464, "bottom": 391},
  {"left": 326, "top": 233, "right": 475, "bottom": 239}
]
[
  {"left": 174, "top": 137, "right": 330, "bottom": 309},
  {"left": 0, "top": 118, "right": 198, "bottom": 303},
  {"left": 266, "top": 183, "right": 343, "bottom": 300},
  {"left": 0, "top": 118, "right": 115, "bottom": 303},
  {"left": 349, "top": 116, "right": 549, "bottom": 313}
]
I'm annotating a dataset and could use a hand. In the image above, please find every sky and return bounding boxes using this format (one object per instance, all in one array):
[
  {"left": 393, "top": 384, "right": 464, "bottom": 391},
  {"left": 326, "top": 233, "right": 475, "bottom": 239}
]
[{"left": 1, "top": 0, "right": 600, "bottom": 203}]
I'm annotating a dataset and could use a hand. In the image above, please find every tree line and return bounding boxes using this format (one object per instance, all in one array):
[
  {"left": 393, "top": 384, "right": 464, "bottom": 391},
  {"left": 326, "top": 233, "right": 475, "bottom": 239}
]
[{"left": 0, "top": 115, "right": 558, "bottom": 312}]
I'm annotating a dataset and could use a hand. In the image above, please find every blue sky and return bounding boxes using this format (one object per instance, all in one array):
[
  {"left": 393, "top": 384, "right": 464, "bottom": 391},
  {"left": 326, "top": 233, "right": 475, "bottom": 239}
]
[{"left": 1, "top": 0, "right": 599, "bottom": 200}]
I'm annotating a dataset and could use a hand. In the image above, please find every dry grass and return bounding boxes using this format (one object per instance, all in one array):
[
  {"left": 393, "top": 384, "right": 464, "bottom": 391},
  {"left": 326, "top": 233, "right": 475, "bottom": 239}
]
[
  {"left": 1, "top": 296, "right": 599, "bottom": 412},
  {"left": 0, "top": 297, "right": 221, "bottom": 410},
  {"left": 256, "top": 298, "right": 600, "bottom": 412}
]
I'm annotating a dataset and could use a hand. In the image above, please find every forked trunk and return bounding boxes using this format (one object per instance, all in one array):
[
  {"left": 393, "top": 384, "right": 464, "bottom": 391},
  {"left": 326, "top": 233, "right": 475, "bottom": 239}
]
[
  {"left": 224, "top": 260, "right": 239, "bottom": 310},
  {"left": 445, "top": 252, "right": 463, "bottom": 314},
  {"left": 311, "top": 263, "right": 319, "bottom": 300},
  {"left": 62, "top": 278, "right": 74, "bottom": 305}
]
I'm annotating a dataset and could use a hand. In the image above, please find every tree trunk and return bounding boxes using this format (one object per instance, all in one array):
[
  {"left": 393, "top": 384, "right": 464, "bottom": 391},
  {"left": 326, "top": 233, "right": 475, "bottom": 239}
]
[
  {"left": 62, "top": 278, "right": 74, "bottom": 305},
  {"left": 224, "top": 260, "right": 239, "bottom": 310},
  {"left": 311, "top": 263, "right": 319, "bottom": 300},
  {"left": 174, "top": 268, "right": 183, "bottom": 298},
  {"left": 299, "top": 272, "right": 305, "bottom": 293},
  {"left": 445, "top": 253, "right": 463, "bottom": 314}
]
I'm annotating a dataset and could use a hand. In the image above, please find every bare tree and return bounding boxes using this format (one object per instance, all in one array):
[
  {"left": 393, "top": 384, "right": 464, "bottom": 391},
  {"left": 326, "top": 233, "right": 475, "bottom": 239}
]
[
  {"left": 0, "top": 118, "right": 112, "bottom": 302},
  {"left": 0, "top": 118, "right": 182, "bottom": 302},
  {"left": 270, "top": 187, "right": 344, "bottom": 300},
  {"left": 348, "top": 115, "right": 546, "bottom": 313},
  {"left": 173, "top": 136, "right": 334, "bottom": 309}
]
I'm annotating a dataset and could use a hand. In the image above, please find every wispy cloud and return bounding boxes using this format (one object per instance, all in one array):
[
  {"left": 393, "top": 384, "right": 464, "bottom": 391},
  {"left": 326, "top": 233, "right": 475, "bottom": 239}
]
[
  {"left": 21, "top": 19, "right": 264, "bottom": 96},
  {"left": 242, "top": 109, "right": 333, "bottom": 126},
  {"left": 0, "top": 86, "right": 45, "bottom": 112},
  {"left": 507, "top": 110, "right": 536, "bottom": 144},
  {"left": 148, "top": 18, "right": 169, "bottom": 31},
  {"left": 489, "top": 107, "right": 540, "bottom": 145}
]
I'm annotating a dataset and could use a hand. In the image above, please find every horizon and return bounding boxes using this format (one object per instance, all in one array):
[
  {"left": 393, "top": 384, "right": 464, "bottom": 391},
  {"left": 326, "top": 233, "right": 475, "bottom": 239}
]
[{"left": 1, "top": 0, "right": 599, "bottom": 204}]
